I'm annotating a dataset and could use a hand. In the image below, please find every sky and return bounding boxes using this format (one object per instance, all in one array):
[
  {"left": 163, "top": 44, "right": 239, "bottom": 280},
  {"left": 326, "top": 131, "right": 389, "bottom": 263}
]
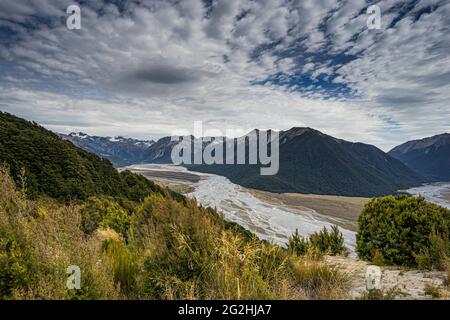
[{"left": 0, "top": 0, "right": 449, "bottom": 151}]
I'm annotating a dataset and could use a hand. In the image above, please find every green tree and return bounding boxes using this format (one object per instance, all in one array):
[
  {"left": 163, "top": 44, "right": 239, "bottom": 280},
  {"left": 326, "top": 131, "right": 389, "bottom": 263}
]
[{"left": 356, "top": 195, "right": 450, "bottom": 266}]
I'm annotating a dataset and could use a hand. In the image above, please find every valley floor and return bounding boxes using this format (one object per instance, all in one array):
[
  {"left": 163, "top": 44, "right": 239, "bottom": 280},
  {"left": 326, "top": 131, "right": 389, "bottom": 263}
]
[
  {"left": 248, "top": 190, "right": 368, "bottom": 232},
  {"left": 122, "top": 164, "right": 358, "bottom": 250},
  {"left": 123, "top": 164, "right": 450, "bottom": 300}
]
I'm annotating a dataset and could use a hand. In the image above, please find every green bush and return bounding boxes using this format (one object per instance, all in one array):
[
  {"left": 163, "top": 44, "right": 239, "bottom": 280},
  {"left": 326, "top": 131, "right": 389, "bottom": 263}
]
[
  {"left": 288, "top": 230, "right": 310, "bottom": 255},
  {"left": 414, "top": 229, "right": 449, "bottom": 270},
  {"left": 309, "top": 225, "right": 346, "bottom": 256},
  {"left": 356, "top": 195, "right": 450, "bottom": 267},
  {"left": 0, "top": 239, "right": 31, "bottom": 298},
  {"left": 287, "top": 225, "right": 346, "bottom": 256},
  {"left": 81, "top": 197, "right": 131, "bottom": 237}
]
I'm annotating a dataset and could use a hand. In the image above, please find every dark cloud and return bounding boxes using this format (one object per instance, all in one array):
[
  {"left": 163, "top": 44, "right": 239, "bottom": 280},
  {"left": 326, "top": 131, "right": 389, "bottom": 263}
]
[{"left": 132, "top": 65, "right": 202, "bottom": 84}]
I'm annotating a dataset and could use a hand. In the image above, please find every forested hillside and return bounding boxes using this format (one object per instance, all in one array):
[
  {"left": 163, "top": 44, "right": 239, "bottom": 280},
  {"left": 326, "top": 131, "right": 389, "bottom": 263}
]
[{"left": 0, "top": 112, "right": 171, "bottom": 202}]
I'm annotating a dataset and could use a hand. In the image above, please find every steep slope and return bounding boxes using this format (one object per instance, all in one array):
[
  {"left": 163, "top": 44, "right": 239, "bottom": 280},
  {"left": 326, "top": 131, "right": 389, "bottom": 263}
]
[
  {"left": 0, "top": 111, "right": 166, "bottom": 201},
  {"left": 143, "top": 136, "right": 182, "bottom": 163},
  {"left": 59, "top": 132, "right": 154, "bottom": 167},
  {"left": 389, "top": 133, "right": 450, "bottom": 181},
  {"left": 187, "top": 128, "right": 426, "bottom": 197}
]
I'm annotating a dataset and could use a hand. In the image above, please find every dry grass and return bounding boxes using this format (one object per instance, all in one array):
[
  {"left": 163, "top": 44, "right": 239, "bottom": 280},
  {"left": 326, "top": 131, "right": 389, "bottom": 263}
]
[
  {"left": 289, "top": 255, "right": 350, "bottom": 299},
  {"left": 1, "top": 166, "right": 350, "bottom": 300},
  {"left": 446, "top": 260, "right": 450, "bottom": 287},
  {"left": 0, "top": 166, "right": 118, "bottom": 299}
]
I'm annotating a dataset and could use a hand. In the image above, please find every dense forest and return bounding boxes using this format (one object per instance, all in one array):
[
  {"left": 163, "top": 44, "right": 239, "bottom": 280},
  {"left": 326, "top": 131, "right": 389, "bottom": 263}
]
[{"left": 0, "top": 112, "right": 183, "bottom": 202}]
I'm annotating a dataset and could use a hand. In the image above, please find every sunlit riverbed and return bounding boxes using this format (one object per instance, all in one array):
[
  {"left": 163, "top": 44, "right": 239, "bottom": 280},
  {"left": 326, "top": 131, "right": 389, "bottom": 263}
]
[{"left": 125, "top": 164, "right": 356, "bottom": 251}]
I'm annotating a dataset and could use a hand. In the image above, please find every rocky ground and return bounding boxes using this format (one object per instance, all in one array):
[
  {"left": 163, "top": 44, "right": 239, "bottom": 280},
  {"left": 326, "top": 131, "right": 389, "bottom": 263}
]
[{"left": 325, "top": 255, "right": 450, "bottom": 300}]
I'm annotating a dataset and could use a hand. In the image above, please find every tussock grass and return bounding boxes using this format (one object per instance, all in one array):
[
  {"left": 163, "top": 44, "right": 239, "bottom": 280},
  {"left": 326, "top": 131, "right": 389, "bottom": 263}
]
[
  {"left": 0, "top": 166, "right": 118, "bottom": 299},
  {"left": 0, "top": 166, "right": 350, "bottom": 300},
  {"left": 424, "top": 283, "right": 442, "bottom": 298},
  {"left": 289, "top": 255, "right": 350, "bottom": 299},
  {"left": 357, "top": 287, "right": 401, "bottom": 300}
]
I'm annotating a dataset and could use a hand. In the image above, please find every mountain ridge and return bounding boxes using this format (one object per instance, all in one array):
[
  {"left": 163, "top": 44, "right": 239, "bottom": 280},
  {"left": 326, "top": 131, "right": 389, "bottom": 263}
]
[
  {"left": 0, "top": 111, "right": 171, "bottom": 202},
  {"left": 185, "top": 127, "right": 425, "bottom": 197},
  {"left": 388, "top": 133, "right": 450, "bottom": 181},
  {"left": 54, "top": 126, "right": 429, "bottom": 197},
  {"left": 59, "top": 132, "right": 155, "bottom": 167}
]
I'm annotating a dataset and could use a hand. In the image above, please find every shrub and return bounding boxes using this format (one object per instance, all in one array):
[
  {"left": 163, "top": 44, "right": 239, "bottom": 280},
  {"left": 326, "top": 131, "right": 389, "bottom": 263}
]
[
  {"left": 0, "top": 239, "right": 31, "bottom": 298},
  {"left": 288, "top": 229, "right": 309, "bottom": 256},
  {"left": 100, "top": 230, "right": 138, "bottom": 296},
  {"left": 133, "top": 196, "right": 349, "bottom": 300},
  {"left": 289, "top": 257, "right": 349, "bottom": 299},
  {"left": 81, "top": 197, "right": 131, "bottom": 237},
  {"left": 132, "top": 195, "right": 292, "bottom": 299},
  {"left": 309, "top": 225, "right": 346, "bottom": 256},
  {"left": 371, "top": 250, "right": 385, "bottom": 266},
  {"left": 287, "top": 225, "right": 346, "bottom": 256},
  {"left": 0, "top": 166, "right": 118, "bottom": 299},
  {"left": 414, "top": 229, "right": 449, "bottom": 270},
  {"left": 0, "top": 166, "right": 350, "bottom": 300},
  {"left": 356, "top": 195, "right": 450, "bottom": 266}
]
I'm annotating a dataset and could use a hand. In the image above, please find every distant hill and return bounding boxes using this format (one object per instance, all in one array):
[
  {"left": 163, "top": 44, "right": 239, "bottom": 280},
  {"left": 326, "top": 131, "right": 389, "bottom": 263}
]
[
  {"left": 142, "top": 136, "right": 185, "bottom": 164},
  {"left": 186, "top": 128, "right": 426, "bottom": 197},
  {"left": 59, "top": 132, "right": 154, "bottom": 167},
  {"left": 53, "top": 125, "right": 428, "bottom": 197},
  {"left": 389, "top": 133, "right": 450, "bottom": 181},
  {"left": 0, "top": 112, "right": 168, "bottom": 201}
]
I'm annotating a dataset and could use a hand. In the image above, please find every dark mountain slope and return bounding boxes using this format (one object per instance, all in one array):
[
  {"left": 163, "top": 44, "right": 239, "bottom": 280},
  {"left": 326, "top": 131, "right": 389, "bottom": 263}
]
[
  {"left": 389, "top": 133, "right": 450, "bottom": 181},
  {"left": 46, "top": 121, "right": 428, "bottom": 197},
  {"left": 187, "top": 128, "right": 426, "bottom": 197}
]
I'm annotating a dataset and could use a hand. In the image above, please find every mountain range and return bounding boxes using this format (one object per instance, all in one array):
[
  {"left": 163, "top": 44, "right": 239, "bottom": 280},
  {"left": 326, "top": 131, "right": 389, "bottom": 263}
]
[
  {"left": 388, "top": 133, "right": 450, "bottom": 181},
  {"left": 53, "top": 126, "right": 450, "bottom": 197},
  {"left": 59, "top": 132, "right": 155, "bottom": 167},
  {"left": 185, "top": 128, "right": 426, "bottom": 197},
  {"left": 2, "top": 111, "right": 449, "bottom": 197}
]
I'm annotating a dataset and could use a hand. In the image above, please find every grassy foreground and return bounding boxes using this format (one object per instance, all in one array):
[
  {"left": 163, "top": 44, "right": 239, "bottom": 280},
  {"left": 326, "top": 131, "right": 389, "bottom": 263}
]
[{"left": 0, "top": 166, "right": 349, "bottom": 300}]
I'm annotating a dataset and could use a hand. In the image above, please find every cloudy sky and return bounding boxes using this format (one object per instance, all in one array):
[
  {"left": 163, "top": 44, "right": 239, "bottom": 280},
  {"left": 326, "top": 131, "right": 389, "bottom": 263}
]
[{"left": 0, "top": 0, "right": 449, "bottom": 150}]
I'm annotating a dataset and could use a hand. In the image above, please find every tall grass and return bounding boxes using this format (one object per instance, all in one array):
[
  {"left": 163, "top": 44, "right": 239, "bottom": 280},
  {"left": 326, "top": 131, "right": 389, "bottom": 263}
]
[
  {"left": 131, "top": 195, "right": 349, "bottom": 300},
  {"left": 0, "top": 166, "right": 350, "bottom": 300},
  {"left": 289, "top": 255, "right": 350, "bottom": 299},
  {"left": 0, "top": 166, "right": 118, "bottom": 299}
]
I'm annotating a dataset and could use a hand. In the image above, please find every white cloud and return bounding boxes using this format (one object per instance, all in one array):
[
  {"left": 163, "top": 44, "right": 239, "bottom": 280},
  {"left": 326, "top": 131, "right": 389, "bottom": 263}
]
[{"left": 0, "top": 0, "right": 448, "bottom": 151}]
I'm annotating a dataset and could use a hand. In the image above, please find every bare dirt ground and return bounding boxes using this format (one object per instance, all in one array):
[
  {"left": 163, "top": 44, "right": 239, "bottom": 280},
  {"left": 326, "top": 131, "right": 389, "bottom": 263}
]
[
  {"left": 249, "top": 190, "right": 369, "bottom": 231},
  {"left": 442, "top": 191, "right": 450, "bottom": 203},
  {"left": 325, "top": 255, "right": 450, "bottom": 300},
  {"left": 124, "top": 167, "right": 200, "bottom": 193}
]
